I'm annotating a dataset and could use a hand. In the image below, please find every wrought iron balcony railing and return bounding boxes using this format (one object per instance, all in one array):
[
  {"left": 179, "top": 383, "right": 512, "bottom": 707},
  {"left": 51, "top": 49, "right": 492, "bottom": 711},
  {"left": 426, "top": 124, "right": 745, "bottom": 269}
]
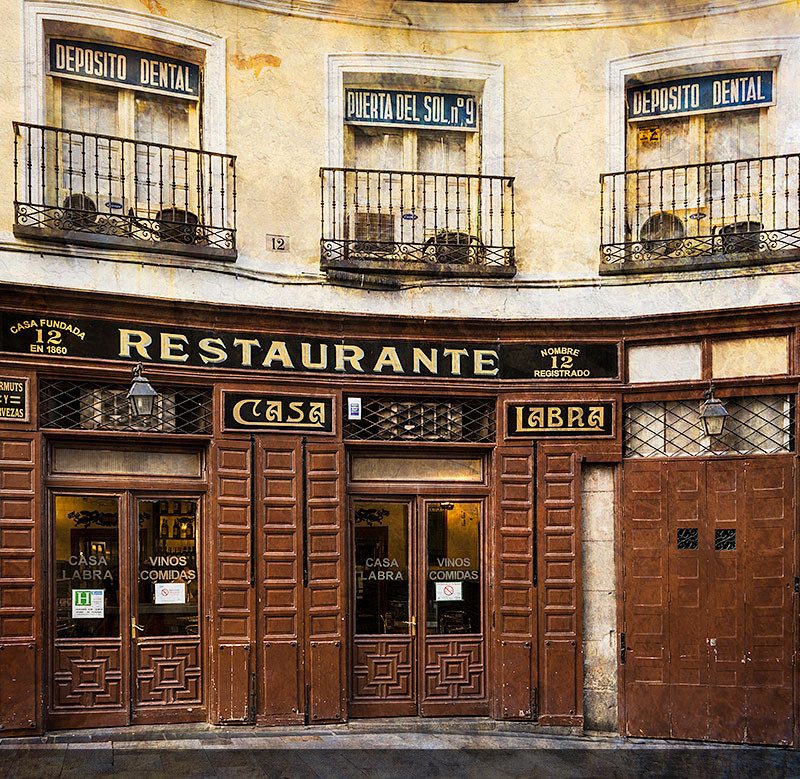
[
  {"left": 13, "top": 122, "right": 236, "bottom": 260},
  {"left": 600, "top": 153, "right": 800, "bottom": 273},
  {"left": 320, "top": 167, "right": 515, "bottom": 276}
]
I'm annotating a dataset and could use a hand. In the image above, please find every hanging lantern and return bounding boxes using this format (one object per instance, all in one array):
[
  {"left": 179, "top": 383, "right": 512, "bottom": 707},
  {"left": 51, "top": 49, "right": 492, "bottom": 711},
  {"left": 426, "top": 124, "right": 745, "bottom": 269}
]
[
  {"left": 699, "top": 383, "right": 729, "bottom": 438},
  {"left": 127, "top": 363, "right": 158, "bottom": 418}
]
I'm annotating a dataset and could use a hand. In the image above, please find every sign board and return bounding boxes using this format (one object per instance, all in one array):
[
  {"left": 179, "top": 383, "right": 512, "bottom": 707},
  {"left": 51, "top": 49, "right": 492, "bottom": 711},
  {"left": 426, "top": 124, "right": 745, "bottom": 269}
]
[
  {"left": 72, "top": 589, "right": 104, "bottom": 618},
  {"left": 347, "top": 397, "right": 362, "bottom": 420},
  {"left": 48, "top": 38, "right": 200, "bottom": 100},
  {"left": 627, "top": 71, "right": 774, "bottom": 121},
  {"left": 154, "top": 582, "right": 186, "bottom": 605},
  {"left": 0, "top": 378, "right": 27, "bottom": 421},
  {"left": 345, "top": 88, "right": 478, "bottom": 130},
  {"left": 435, "top": 582, "right": 463, "bottom": 601},
  {"left": 223, "top": 392, "right": 334, "bottom": 433},
  {"left": 507, "top": 401, "right": 615, "bottom": 438},
  {"left": 0, "top": 314, "right": 619, "bottom": 380}
]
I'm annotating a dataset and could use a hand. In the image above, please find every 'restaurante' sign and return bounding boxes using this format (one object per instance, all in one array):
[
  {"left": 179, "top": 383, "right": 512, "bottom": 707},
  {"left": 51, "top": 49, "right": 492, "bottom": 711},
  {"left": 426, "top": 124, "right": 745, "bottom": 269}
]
[
  {"left": 627, "top": 71, "right": 774, "bottom": 121},
  {"left": 0, "top": 313, "right": 619, "bottom": 381},
  {"left": 48, "top": 39, "right": 200, "bottom": 100}
]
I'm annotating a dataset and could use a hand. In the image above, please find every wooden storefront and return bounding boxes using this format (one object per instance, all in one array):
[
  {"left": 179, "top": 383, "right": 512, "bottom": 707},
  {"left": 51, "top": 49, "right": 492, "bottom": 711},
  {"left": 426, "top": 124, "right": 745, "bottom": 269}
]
[{"left": 0, "top": 286, "right": 797, "bottom": 745}]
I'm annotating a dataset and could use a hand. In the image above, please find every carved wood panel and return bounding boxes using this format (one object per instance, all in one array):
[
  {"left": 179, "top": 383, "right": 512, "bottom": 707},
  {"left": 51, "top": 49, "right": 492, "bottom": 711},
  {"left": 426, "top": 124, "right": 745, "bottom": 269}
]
[
  {"left": 210, "top": 438, "right": 253, "bottom": 723},
  {"left": 537, "top": 446, "right": 582, "bottom": 726},
  {"left": 0, "top": 433, "right": 40, "bottom": 733},
  {"left": 135, "top": 638, "right": 202, "bottom": 706},
  {"left": 305, "top": 443, "right": 345, "bottom": 723},
  {"left": 422, "top": 637, "right": 485, "bottom": 701},
  {"left": 52, "top": 640, "right": 124, "bottom": 710},
  {"left": 352, "top": 637, "right": 414, "bottom": 702},
  {"left": 256, "top": 436, "right": 304, "bottom": 723},
  {"left": 493, "top": 445, "right": 535, "bottom": 720}
]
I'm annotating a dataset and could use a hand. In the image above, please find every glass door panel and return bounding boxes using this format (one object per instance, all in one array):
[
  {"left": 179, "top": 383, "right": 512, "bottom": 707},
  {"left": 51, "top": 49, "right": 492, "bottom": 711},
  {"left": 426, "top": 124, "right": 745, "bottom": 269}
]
[
  {"left": 353, "top": 501, "right": 410, "bottom": 635},
  {"left": 136, "top": 499, "right": 200, "bottom": 636},
  {"left": 54, "top": 495, "right": 121, "bottom": 639},
  {"left": 425, "top": 501, "right": 481, "bottom": 635}
]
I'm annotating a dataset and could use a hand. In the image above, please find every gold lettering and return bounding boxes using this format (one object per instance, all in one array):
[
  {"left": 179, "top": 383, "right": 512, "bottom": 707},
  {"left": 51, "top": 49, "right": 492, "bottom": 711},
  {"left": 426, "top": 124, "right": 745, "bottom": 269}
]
[
  {"left": 264, "top": 401, "right": 282, "bottom": 421},
  {"left": 442, "top": 348, "right": 469, "bottom": 376},
  {"left": 160, "top": 333, "right": 189, "bottom": 363},
  {"left": 261, "top": 341, "right": 294, "bottom": 369},
  {"left": 199, "top": 337, "right": 227, "bottom": 364},
  {"left": 373, "top": 346, "right": 404, "bottom": 373},
  {"left": 547, "top": 407, "right": 563, "bottom": 428},
  {"left": 474, "top": 349, "right": 499, "bottom": 376},
  {"left": 301, "top": 343, "right": 328, "bottom": 369},
  {"left": 119, "top": 329, "right": 152, "bottom": 359},
  {"left": 527, "top": 407, "right": 545, "bottom": 428},
  {"left": 412, "top": 348, "right": 438, "bottom": 375},
  {"left": 286, "top": 401, "right": 304, "bottom": 423},
  {"left": 587, "top": 406, "right": 605, "bottom": 429},
  {"left": 232, "top": 399, "right": 260, "bottom": 425},
  {"left": 233, "top": 338, "right": 260, "bottom": 367},
  {"left": 335, "top": 344, "right": 365, "bottom": 373},
  {"left": 567, "top": 406, "right": 584, "bottom": 428}
]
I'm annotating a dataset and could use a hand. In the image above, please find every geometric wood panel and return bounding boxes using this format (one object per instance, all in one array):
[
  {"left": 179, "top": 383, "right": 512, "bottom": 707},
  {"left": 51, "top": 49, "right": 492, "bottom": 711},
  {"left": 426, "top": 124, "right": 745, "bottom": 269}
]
[
  {"left": 135, "top": 638, "right": 202, "bottom": 706},
  {"left": 537, "top": 445, "right": 582, "bottom": 726},
  {"left": 423, "top": 637, "right": 485, "bottom": 701},
  {"left": 493, "top": 445, "right": 535, "bottom": 720},
  {"left": 0, "top": 432, "right": 39, "bottom": 733},
  {"left": 52, "top": 641, "right": 124, "bottom": 710},
  {"left": 352, "top": 636, "right": 413, "bottom": 701},
  {"left": 256, "top": 436, "right": 304, "bottom": 723}
]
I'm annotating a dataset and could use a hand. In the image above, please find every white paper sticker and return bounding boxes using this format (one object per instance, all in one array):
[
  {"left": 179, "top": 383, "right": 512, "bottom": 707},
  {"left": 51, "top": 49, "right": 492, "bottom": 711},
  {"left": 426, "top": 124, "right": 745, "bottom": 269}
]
[
  {"left": 72, "top": 589, "right": 104, "bottom": 618},
  {"left": 435, "top": 582, "right": 462, "bottom": 601},
  {"left": 348, "top": 397, "right": 362, "bottom": 420},
  {"left": 155, "top": 582, "right": 186, "bottom": 604}
]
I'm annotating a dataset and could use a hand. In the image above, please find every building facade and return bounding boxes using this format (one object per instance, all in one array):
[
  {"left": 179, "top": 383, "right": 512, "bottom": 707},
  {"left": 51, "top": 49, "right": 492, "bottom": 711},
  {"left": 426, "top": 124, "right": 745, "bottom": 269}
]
[{"left": 0, "top": 0, "right": 798, "bottom": 746}]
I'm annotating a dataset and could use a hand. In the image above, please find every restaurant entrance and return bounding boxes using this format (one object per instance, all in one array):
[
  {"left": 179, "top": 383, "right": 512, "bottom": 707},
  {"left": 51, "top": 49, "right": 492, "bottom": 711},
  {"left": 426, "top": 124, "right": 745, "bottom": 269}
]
[
  {"left": 46, "top": 445, "right": 207, "bottom": 730},
  {"left": 349, "top": 496, "right": 487, "bottom": 717}
]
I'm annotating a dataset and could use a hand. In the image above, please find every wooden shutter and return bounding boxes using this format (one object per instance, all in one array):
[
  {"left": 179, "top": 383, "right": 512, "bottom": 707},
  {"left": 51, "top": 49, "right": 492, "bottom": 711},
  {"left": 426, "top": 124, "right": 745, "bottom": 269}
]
[
  {"left": 493, "top": 446, "right": 536, "bottom": 720},
  {"left": 537, "top": 446, "right": 582, "bottom": 726},
  {"left": 256, "top": 436, "right": 304, "bottom": 724},
  {"left": 0, "top": 433, "right": 40, "bottom": 734},
  {"left": 305, "top": 443, "right": 345, "bottom": 723},
  {"left": 210, "top": 437, "right": 253, "bottom": 723}
]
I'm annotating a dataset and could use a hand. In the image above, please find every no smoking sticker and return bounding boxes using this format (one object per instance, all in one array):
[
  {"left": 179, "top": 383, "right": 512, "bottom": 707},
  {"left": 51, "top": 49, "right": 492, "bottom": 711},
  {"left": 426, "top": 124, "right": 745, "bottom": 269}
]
[{"left": 435, "top": 582, "right": 462, "bottom": 601}]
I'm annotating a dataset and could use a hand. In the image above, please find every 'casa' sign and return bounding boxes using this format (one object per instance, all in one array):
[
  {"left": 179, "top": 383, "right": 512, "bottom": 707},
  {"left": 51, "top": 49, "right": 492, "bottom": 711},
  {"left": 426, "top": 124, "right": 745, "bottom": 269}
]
[
  {"left": 223, "top": 392, "right": 334, "bottom": 433},
  {"left": 507, "top": 401, "right": 615, "bottom": 438}
]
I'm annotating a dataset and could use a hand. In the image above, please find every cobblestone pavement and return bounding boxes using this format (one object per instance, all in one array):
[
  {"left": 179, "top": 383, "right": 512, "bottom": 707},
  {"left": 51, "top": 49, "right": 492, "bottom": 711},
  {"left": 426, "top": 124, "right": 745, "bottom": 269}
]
[{"left": 1, "top": 722, "right": 798, "bottom": 778}]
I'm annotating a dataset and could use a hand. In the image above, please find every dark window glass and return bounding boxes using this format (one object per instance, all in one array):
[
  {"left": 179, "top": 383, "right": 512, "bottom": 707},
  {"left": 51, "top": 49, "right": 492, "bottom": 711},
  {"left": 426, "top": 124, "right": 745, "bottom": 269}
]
[
  {"left": 54, "top": 496, "right": 121, "bottom": 638},
  {"left": 677, "top": 527, "right": 699, "bottom": 550},
  {"left": 426, "top": 502, "right": 481, "bottom": 635},
  {"left": 137, "top": 499, "right": 199, "bottom": 636},
  {"left": 715, "top": 528, "right": 737, "bottom": 551},
  {"left": 353, "top": 502, "right": 409, "bottom": 635}
]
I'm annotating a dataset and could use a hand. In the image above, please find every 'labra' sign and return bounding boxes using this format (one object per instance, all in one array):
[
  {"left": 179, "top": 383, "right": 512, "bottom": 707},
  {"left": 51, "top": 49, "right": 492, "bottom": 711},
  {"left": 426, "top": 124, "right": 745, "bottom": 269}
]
[{"left": 507, "top": 401, "right": 615, "bottom": 437}]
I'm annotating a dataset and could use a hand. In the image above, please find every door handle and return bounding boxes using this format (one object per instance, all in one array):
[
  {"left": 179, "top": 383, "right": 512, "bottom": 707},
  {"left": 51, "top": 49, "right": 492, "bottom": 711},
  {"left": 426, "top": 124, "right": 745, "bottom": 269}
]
[
  {"left": 410, "top": 615, "right": 416, "bottom": 637},
  {"left": 131, "top": 618, "right": 144, "bottom": 639}
]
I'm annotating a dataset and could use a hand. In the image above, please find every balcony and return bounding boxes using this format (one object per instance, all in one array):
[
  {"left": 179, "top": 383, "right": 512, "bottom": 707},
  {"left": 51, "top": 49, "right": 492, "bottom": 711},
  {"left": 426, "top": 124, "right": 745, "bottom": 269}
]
[
  {"left": 320, "top": 168, "right": 515, "bottom": 277},
  {"left": 600, "top": 153, "right": 800, "bottom": 274},
  {"left": 13, "top": 122, "right": 236, "bottom": 260}
]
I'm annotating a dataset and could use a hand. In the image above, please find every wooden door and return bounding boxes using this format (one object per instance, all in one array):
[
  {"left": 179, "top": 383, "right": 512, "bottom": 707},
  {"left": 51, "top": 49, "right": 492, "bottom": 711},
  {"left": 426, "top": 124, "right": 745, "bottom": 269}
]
[
  {"left": 130, "top": 496, "right": 203, "bottom": 724},
  {"left": 621, "top": 457, "right": 795, "bottom": 745},
  {"left": 48, "top": 493, "right": 130, "bottom": 729},
  {"left": 348, "top": 497, "right": 488, "bottom": 717}
]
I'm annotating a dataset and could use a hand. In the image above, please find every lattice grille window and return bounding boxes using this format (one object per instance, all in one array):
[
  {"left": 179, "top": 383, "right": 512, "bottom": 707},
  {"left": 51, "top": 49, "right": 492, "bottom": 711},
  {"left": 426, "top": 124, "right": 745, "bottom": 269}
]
[
  {"left": 40, "top": 380, "right": 212, "bottom": 434},
  {"left": 344, "top": 397, "right": 495, "bottom": 443},
  {"left": 624, "top": 395, "right": 794, "bottom": 458}
]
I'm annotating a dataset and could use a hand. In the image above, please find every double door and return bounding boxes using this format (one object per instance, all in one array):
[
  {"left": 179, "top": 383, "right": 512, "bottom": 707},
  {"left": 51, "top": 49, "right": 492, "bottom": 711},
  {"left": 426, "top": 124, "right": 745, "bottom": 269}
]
[
  {"left": 349, "top": 497, "right": 487, "bottom": 717},
  {"left": 48, "top": 492, "right": 203, "bottom": 728}
]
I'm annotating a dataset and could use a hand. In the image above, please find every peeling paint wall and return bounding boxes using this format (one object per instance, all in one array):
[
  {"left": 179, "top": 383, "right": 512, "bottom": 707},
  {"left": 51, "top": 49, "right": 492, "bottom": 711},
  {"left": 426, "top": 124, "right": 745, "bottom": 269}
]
[{"left": 581, "top": 465, "right": 617, "bottom": 732}]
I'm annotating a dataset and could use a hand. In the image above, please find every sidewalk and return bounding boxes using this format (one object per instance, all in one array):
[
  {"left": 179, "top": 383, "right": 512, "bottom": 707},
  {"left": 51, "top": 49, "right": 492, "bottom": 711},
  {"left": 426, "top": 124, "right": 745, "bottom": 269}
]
[{"left": 1, "top": 721, "right": 797, "bottom": 778}]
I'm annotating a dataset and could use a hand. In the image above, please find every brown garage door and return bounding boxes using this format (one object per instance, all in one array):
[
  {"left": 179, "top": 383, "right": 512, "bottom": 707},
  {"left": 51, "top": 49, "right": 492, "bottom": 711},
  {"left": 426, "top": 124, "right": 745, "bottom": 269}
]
[{"left": 622, "top": 457, "right": 795, "bottom": 745}]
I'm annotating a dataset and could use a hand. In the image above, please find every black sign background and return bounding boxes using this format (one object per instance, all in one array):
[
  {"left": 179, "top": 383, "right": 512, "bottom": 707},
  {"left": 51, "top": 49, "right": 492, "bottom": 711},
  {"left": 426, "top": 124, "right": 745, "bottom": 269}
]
[
  {"left": 0, "top": 313, "right": 619, "bottom": 381},
  {"left": 0, "top": 377, "right": 27, "bottom": 421},
  {"left": 223, "top": 393, "right": 334, "bottom": 433},
  {"left": 507, "top": 401, "right": 615, "bottom": 438}
]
